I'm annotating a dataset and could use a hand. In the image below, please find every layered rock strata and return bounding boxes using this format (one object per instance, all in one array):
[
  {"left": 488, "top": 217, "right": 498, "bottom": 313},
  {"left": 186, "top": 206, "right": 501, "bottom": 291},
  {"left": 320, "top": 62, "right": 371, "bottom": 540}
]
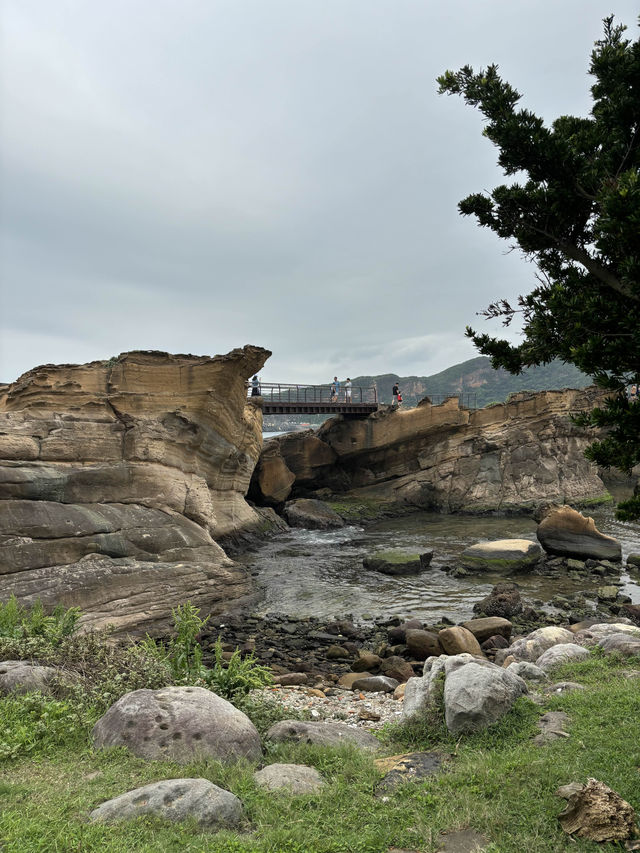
[
  {"left": 0, "top": 348, "right": 270, "bottom": 633},
  {"left": 251, "top": 388, "right": 609, "bottom": 513}
]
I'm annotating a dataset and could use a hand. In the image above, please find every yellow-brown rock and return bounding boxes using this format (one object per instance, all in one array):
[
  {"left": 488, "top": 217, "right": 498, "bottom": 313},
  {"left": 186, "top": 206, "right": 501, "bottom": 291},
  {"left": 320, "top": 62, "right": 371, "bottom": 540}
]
[
  {"left": 0, "top": 348, "right": 271, "bottom": 634},
  {"left": 252, "top": 387, "right": 609, "bottom": 513},
  {"left": 438, "top": 626, "right": 483, "bottom": 656}
]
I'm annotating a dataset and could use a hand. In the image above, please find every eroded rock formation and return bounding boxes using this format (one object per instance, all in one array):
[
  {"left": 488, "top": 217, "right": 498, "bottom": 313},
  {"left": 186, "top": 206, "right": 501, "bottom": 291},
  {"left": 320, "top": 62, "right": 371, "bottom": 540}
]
[
  {"left": 0, "top": 348, "right": 270, "bottom": 633},
  {"left": 251, "top": 388, "right": 609, "bottom": 513}
]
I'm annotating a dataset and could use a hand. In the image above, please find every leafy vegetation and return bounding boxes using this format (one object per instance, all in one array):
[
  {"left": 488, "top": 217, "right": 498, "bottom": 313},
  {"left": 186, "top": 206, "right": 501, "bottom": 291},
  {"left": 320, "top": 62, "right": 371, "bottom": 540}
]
[
  {"left": 438, "top": 16, "right": 640, "bottom": 517},
  {"left": 142, "top": 603, "right": 273, "bottom": 700},
  {"left": 1, "top": 651, "right": 639, "bottom": 851}
]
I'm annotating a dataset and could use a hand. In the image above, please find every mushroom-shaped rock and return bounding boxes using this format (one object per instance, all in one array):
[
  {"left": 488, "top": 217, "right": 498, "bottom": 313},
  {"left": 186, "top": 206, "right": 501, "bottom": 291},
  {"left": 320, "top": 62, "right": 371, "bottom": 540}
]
[
  {"left": 461, "top": 539, "right": 542, "bottom": 573},
  {"left": 537, "top": 505, "right": 622, "bottom": 560},
  {"left": 253, "top": 763, "right": 325, "bottom": 794},
  {"left": 90, "top": 778, "right": 242, "bottom": 828},
  {"left": 92, "top": 686, "right": 261, "bottom": 764},
  {"left": 535, "top": 644, "right": 590, "bottom": 671},
  {"left": 266, "top": 720, "right": 380, "bottom": 752},
  {"left": 282, "top": 499, "right": 344, "bottom": 529}
]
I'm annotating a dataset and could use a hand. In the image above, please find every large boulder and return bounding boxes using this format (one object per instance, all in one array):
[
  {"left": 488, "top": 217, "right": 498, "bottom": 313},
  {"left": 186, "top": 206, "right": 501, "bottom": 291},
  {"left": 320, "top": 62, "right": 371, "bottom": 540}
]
[
  {"left": 536, "top": 505, "right": 622, "bottom": 560},
  {"left": 0, "top": 348, "right": 270, "bottom": 635},
  {"left": 403, "top": 653, "right": 527, "bottom": 734},
  {"left": 92, "top": 686, "right": 261, "bottom": 764},
  {"left": 460, "top": 539, "right": 542, "bottom": 573},
  {"left": 266, "top": 720, "right": 380, "bottom": 752},
  {"left": 90, "top": 778, "right": 243, "bottom": 828},
  {"left": 282, "top": 499, "right": 345, "bottom": 530}
]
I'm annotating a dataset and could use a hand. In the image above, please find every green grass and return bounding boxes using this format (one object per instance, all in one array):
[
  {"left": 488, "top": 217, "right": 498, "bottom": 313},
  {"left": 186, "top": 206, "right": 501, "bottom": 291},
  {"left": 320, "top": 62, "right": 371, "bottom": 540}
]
[
  {"left": 327, "top": 497, "right": 387, "bottom": 522},
  {"left": 1, "top": 653, "right": 640, "bottom": 851}
]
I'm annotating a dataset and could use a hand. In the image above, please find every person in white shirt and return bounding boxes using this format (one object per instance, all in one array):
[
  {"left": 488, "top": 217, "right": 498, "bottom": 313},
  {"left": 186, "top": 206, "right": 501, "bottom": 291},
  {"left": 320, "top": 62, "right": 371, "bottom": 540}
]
[{"left": 345, "top": 378, "right": 352, "bottom": 402}]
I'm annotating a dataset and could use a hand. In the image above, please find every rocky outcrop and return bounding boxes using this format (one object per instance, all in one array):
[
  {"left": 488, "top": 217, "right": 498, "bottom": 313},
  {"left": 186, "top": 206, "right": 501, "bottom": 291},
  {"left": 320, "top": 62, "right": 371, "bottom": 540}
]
[
  {"left": 250, "top": 388, "right": 609, "bottom": 513},
  {"left": 0, "top": 348, "right": 270, "bottom": 633},
  {"left": 536, "top": 505, "right": 622, "bottom": 560}
]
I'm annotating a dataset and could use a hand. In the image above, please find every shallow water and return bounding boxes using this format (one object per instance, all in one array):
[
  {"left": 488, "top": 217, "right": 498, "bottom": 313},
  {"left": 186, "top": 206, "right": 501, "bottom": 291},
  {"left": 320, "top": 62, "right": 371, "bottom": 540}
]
[{"left": 239, "top": 503, "right": 640, "bottom": 624}]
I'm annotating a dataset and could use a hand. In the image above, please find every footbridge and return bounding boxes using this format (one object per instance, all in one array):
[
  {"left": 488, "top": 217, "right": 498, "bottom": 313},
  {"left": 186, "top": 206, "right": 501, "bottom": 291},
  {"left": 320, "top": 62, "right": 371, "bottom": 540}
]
[{"left": 248, "top": 382, "right": 378, "bottom": 416}]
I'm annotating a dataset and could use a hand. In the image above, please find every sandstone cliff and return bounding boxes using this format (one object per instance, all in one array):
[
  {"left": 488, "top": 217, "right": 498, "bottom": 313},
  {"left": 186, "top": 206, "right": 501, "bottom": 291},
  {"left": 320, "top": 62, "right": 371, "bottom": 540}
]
[
  {"left": 0, "top": 348, "right": 270, "bottom": 633},
  {"left": 250, "top": 388, "right": 609, "bottom": 513}
]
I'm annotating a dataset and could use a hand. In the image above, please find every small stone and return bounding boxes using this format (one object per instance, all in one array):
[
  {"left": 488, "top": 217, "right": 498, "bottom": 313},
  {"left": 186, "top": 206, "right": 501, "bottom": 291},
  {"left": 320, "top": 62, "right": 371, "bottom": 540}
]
[{"left": 253, "top": 763, "right": 325, "bottom": 795}]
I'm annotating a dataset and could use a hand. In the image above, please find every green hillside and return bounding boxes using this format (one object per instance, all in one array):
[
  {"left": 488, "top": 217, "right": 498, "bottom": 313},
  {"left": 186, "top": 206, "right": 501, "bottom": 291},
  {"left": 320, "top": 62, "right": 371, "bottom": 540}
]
[{"left": 352, "top": 357, "right": 591, "bottom": 408}]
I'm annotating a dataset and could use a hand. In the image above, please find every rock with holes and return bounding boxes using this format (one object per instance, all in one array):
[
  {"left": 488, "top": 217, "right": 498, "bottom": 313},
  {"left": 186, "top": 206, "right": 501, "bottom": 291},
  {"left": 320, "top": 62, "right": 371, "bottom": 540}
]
[
  {"left": 266, "top": 720, "right": 380, "bottom": 752},
  {"left": 253, "top": 763, "right": 325, "bottom": 794},
  {"left": 92, "top": 686, "right": 261, "bottom": 764},
  {"left": 557, "top": 778, "right": 636, "bottom": 842},
  {"left": 89, "top": 777, "right": 243, "bottom": 828}
]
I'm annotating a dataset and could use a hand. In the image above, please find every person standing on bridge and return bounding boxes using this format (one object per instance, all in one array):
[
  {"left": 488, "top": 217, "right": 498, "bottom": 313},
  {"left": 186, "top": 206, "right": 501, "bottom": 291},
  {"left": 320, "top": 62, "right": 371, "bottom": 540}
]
[
  {"left": 331, "top": 376, "right": 340, "bottom": 402},
  {"left": 392, "top": 382, "right": 400, "bottom": 406},
  {"left": 345, "top": 378, "right": 352, "bottom": 402},
  {"left": 251, "top": 375, "right": 261, "bottom": 396}
]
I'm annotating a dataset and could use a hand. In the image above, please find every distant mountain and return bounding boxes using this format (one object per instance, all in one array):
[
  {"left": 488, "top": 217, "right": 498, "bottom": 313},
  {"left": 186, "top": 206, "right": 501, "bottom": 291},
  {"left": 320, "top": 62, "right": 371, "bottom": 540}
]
[{"left": 351, "top": 357, "right": 591, "bottom": 408}]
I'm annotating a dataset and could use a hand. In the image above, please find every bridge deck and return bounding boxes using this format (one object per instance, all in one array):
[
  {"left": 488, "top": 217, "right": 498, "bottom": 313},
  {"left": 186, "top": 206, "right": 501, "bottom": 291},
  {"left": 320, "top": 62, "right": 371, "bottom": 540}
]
[
  {"left": 249, "top": 381, "right": 379, "bottom": 416},
  {"left": 261, "top": 401, "right": 378, "bottom": 416}
]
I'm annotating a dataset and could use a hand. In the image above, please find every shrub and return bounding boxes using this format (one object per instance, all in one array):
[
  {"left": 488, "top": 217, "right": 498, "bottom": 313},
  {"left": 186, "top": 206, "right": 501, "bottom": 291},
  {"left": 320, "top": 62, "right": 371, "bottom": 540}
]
[{"left": 0, "top": 596, "right": 80, "bottom": 645}]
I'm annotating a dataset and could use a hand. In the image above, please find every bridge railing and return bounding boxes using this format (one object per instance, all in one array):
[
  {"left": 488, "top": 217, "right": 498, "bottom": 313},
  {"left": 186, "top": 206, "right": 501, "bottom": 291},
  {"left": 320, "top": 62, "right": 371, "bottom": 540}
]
[{"left": 247, "top": 382, "right": 378, "bottom": 405}]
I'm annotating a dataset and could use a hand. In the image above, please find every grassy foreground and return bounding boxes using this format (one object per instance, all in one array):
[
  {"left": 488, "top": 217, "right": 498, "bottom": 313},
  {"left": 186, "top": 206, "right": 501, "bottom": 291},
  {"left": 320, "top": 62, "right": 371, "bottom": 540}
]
[{"left": 1, "top": 651, "right": 639, "bottom": 852}]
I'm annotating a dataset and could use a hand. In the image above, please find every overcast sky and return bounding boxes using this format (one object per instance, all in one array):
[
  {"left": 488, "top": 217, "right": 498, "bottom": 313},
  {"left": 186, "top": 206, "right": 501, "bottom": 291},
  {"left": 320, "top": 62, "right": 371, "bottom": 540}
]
[{"left": 1, "top": 1, "right": 637, "bottom": 384}]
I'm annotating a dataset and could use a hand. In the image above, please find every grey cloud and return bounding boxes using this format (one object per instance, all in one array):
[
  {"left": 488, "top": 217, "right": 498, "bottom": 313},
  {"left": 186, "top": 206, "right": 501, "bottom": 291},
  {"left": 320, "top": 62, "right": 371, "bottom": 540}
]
[{"left": 2, "top": 0, "right": 637, "bottom": 382}]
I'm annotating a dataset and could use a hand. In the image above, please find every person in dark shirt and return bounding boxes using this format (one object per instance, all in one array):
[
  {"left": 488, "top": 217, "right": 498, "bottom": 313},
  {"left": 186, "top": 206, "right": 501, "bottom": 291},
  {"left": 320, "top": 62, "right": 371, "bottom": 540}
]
[{"left": 392, "top": 382, "right": 399, "bottom": 406}]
